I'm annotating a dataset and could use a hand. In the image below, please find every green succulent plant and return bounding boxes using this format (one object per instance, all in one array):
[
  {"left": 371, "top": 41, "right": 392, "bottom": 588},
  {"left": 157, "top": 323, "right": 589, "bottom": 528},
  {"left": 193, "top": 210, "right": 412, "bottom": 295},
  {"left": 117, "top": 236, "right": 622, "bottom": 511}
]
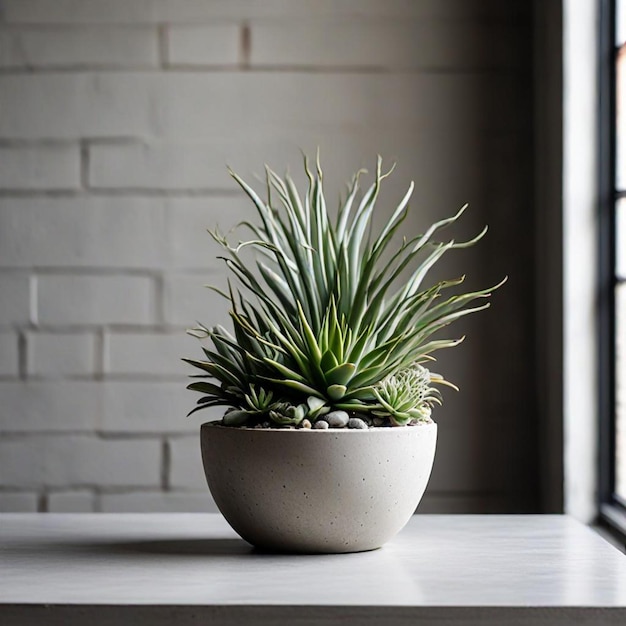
[
  {"left": 220, "top": 384, "right": 278, "bottom": 426},
  {"left": 268, "top": 402, "right": 309, "bottom": 426},
  {"left": 185, "top": 154, "right": 504, "bottom": 427},
  {"left": 373, "top": 364, "right": 451, "bottom": 426}
]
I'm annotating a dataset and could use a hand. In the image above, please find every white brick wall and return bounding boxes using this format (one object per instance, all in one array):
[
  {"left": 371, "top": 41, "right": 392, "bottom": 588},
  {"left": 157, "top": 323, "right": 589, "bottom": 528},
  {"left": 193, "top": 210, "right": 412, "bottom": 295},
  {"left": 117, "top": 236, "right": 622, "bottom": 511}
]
[
  {"left": 0, "top": 145, "right": 79, "bottom": 190},
  {"left": 0, "top": 74, "right": 149, "bottom": 139},
  {"left": 37, "top": 274, "right": 156, "bottom": 325},
  {"left": 0, "top": 1, "right": 536, "bottom": 514},
  {"left": 27, "top": 331, "right": 96, "bottom": 377},
  {"left": 0, "top": 26, "right": 159, "bottom": 69},
  {"left": 0, "top": 381, "right": 100, "bottom": 432},
  {"left": 0, "top": 196, "right": 248, "bottom": 270},
  {"left": 89, "top": 142, "right": 230, "bottom": 191},
  {"left": 99, "top": 491, "right": 215, "bottom": 513},
  {"left": 169, "top": 436, "right": 207, "bottom": 490},
  {"left": 0, "top": 332, "right": 19, "bottom": 376},
  {"left": 162, "top": 273, "right": 231, "bottom": 327},
  {"left": 0, "top": 72, "right": 525, "bottom": 141},
  {"left": 100, "top": 381, "right": 201, "bottom": 434},
  {"left": 0, "top": 435, "right": 161, "bottom": 488},
  {"left": 249, "top": 20, "right": 524, "bottom": 70},
  {"left": 0, "top": 274, "right": 32, "bottom": 325},
  {"left": 166, "top": 24, "right": 240, "bottom": 67},
  {"left": 47, "top": 490, "right": 95, "bottom": 512},
  {"left": 107, "top": 332, "right": 196, "bottom": 376},
  {"left": 0, "top": 492, "right": 39, "bottom": 512}
]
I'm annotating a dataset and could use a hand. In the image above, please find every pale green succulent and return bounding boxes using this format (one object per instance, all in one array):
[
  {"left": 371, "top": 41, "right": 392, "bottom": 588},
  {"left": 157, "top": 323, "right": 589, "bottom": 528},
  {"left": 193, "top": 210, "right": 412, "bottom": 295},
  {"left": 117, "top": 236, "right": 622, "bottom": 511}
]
[
  {"left": 218, "top": 385, "right": 276, "bottom": 426},
  {"left": 268, "top": 402, "right": 309, "bottom": 426},
  {"left": 373, "top": 365, "right": 452, "bottom": 426},
  {"left": 186, "top": 154, "right": 504, "bottom": 427}
]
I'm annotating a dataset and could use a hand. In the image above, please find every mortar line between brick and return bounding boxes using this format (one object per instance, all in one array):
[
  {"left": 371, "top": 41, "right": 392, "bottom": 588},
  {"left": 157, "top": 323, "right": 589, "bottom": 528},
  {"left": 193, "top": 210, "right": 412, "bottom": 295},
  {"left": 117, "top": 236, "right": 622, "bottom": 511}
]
[
  {"left": 4, "top": 323, "right": 192, "bottom": 333},
  {"left": 0, "top": 63, "right": 162, "bottom": 74},
  {"left": 37, "top": 492, "right": 48, "bottom": 513},
  {"left": 154, "top": 273, "right": 166, "bottom": 326},
  {"left": 240, "top": 21, "right": 251, "bottom": 68},
  {"left": 0, "top": 188, "right": 242, "bottom": 198},
  {"left": 94, "top": 327, "right": 106, "bottom": 380},
  {"left": 161, "top": 438, "right": 171, "bottom": 491},
  {"left": 17, "top": 330, "right": 27, "bottom": 380},
  {"left": 94, "top": 491, "right": 102, "bottom": 513},
  {"left": 97, "top": 432, "right": 189, "bottom": 440},
  {"left": 1, "top": 373, "right": 179, "bottom": 382},
  {"left": 0, "top": 139, "right": 80, "bottom": 148},
  {"left": 79, "top": 140, "right": 89, "bottom": 189},
  {"left": 0, "top": 431, "right": 195, "bottom": 440},
  {"left": 157, "top": 23, "right": 169, "bottom": 68},
  {"left": 0, "top": 65, "right": 530, "bottom": 76},
  {"left": 0, "top": 137, "right": 138, "bottom": 151},
  {"left": 33, "top": 266, "right": 167, "bottom": 277}
]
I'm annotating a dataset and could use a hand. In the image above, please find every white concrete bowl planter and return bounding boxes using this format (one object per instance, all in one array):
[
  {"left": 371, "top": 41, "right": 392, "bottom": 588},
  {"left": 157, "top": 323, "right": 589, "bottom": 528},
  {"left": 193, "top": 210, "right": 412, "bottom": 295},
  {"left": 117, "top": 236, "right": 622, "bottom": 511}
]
[
  {"left": 201, "top": 421, "right": 437, "bottom": 553},
  {"left": 187, "top": 157, "right": 502, "bottom": 554}
]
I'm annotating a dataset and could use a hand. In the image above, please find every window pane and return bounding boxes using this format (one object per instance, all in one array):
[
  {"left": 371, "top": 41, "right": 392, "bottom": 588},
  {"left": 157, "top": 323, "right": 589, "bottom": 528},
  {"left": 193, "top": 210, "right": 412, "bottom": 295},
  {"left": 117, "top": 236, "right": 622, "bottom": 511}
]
[
  {"left": 615, "top": 198, "right": 626, "bottom": 280},
  {"left": 617, "top": 45, "right": 626, "bottom": 189},
  {"left": 619, "top": 0, "right": 626, "bottom": 45},
  {"left": 617, "top": 283, "right": 626, "bottom": 502}
]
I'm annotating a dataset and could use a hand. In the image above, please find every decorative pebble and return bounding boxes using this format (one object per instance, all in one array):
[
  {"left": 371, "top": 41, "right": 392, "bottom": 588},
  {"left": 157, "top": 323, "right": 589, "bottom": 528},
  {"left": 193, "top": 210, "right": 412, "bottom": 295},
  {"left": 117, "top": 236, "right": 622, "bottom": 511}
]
[
  {"left": 325, "top": 410, "right": 349, "bottom": 428},
  {"left": 372, "top": 417, "right": 385, "bottom": 427},
  {"left": 301, "top": 419, "right": 312, "bottom": 429},
  {"left": 313, "top": 420, "right": 329, "bottom": 429},
  {"left": 348, "top": 417, "right": 368, "bottom": 430}
]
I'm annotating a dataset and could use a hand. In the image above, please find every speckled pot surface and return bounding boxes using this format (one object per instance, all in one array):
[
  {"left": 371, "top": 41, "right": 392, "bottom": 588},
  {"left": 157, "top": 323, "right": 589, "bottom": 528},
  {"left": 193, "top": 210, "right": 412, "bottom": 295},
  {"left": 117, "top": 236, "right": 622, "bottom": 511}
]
[{"left": 200, "top": 421, "right": 437, "bottom": 554}]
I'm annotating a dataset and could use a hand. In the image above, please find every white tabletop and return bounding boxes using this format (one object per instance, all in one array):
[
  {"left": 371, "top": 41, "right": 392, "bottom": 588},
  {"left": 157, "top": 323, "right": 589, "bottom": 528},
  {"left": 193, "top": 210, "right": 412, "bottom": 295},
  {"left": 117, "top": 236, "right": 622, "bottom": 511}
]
[{"left": 1, "top": 513, "right": 625, "bottom": 625}]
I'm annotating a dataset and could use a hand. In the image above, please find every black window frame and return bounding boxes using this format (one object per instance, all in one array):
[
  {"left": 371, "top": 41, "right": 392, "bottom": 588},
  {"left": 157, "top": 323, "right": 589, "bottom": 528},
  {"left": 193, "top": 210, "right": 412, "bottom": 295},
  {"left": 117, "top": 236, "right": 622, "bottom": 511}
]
[{"left": 599, "top": 0, "right": 626, "bottom": 543}]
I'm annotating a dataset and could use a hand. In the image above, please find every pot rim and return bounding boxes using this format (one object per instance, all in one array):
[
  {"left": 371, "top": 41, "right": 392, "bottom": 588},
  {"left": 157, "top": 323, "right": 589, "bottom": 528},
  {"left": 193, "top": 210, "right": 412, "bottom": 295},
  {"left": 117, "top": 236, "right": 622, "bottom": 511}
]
[{"left": 201, "top": 419, "right": 436, "bottom": 433}]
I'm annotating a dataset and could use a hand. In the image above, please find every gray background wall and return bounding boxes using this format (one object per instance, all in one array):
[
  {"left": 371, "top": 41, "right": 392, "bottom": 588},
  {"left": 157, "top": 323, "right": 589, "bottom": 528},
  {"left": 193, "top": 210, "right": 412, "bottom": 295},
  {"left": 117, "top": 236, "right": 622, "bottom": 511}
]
[{"left": 0, "top": 0, "right": 537, "bottom": 514}]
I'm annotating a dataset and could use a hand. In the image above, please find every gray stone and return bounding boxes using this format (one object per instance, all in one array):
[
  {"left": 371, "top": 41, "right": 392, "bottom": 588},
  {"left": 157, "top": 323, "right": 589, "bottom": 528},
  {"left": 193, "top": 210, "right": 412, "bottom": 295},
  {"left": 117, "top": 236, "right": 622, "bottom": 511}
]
[
  {"left": 325, "top": 411, "right": 349, "bottom": 428},
  {"left": 313, "top": 420, "right": 329, "bottom": 430},
  {"left": 348, "top": 417, "right": 368, "bottom": 430}
]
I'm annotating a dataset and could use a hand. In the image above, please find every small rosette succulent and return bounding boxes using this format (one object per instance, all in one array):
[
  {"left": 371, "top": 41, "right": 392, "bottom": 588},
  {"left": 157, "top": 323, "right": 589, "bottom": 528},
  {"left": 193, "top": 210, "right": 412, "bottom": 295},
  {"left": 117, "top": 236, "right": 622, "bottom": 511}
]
[
  {"left": 268, "top": 402, "right": 308, "bottom": 426},
  {"left": 373, "top": 365, "right": 453, "bottom": 426}
]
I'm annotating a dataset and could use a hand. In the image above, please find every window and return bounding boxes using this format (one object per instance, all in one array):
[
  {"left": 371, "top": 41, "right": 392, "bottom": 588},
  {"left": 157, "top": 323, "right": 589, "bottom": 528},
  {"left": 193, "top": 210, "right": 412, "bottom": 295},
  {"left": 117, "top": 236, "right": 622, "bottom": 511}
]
[{"left": 600, "top": 0, "right": 626, "bottom": 537}]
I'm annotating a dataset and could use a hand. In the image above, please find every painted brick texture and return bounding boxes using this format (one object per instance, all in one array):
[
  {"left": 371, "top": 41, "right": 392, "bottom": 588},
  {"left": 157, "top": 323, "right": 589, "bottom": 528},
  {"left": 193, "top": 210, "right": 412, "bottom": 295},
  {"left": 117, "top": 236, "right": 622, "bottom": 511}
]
[
  {"left": 0, "top": 26, "right": 159, "bottom": 69},
  {"left": 0, "top": 145, "right": 79, "bottom": 190},
  {"left": 27, "top": 332, "right": 96, "bottom": 377},
  {"left": 0, "top": 332, "right": 19, "bottom": 376},
  {"left": 0, "top": 196, "right": 246, "bottom": 269},
  {"left": 0, "top": 273, "right": 32, "bottom": 325},
  {"left": 0, "top": 435, "right": 161, "bottom": 488},
  {"left": 166, "top": 24, "right": 240, "bottom": 66},
  {"left": 0, "top": 1, "right": 535, "bottom": 514},
  {"left": 47, "top": 490, "right": 96, "bottom": 513},
  {"left": 0, "top": 492, "right": 39, "bottom": 512},
  {"left": 37, "top": 274, "right": 156, "bottom": 325}
]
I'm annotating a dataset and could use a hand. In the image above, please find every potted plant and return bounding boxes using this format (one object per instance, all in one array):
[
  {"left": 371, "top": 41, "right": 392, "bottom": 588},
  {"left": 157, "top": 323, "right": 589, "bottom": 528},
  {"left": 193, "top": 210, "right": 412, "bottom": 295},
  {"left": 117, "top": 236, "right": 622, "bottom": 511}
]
[{"left": 186, "top": 154, "right": 503, "bottom": 553}]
